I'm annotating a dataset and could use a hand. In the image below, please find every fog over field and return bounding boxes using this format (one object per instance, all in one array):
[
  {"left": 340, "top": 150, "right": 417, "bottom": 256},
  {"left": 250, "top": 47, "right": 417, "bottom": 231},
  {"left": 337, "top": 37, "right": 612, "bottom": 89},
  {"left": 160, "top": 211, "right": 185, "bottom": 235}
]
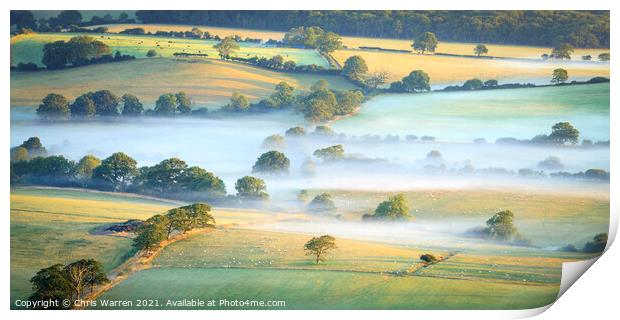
[{"left": 11, "top": 84, "right": 609, "bottom": 201}]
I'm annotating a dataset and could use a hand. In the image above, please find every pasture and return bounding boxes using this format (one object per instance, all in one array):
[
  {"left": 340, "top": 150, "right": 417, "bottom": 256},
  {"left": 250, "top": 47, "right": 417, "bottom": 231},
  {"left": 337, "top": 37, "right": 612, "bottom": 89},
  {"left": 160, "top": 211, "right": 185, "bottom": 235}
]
[
  {"left": 9, "top": 187, "right": 282, "bottom": 305},
  {"left": 10, "top": 32, "right": 329, "bottom": 67},
  {"left": 10, "top": 58, "right": 356, "bottom": 107},
  {"left": 331, "top": 49, "right": 610, "bottom": 86}
]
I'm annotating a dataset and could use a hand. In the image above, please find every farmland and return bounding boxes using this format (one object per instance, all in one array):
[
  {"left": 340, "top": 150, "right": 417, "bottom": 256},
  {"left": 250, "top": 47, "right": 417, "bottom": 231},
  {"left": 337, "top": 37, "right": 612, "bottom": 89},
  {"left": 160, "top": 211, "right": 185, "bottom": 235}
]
[
  {"left": 10, "top": 32, "right": 329, "bottom": 67},
  {"left": 10, "top": 58, "right": 355, "bottom": 107},
  {"left": 331, "top": 49, "right": 610, "bottom": 86}
]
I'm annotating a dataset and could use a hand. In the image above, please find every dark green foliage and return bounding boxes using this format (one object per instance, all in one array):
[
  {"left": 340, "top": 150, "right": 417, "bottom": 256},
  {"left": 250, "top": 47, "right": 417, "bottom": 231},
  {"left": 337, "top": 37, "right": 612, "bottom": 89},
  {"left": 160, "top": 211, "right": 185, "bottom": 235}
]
[
  {"left": 412, "top": 32, "right": 438, "bottom": 53},
  {"left": 296, "top": 85, "right": 338, "bottom": 122},
  {"left": 334, "top": 90, "right": 365, "bottom": 115},
  {"left": 342, "top": 55, "right": 368, "bottom": 81},
  {"left": 285, "top": 126, "right": 307, "bottom": 137},
  {"left": 154, "top": 93, "right": 178, "bottom": 115},
  {"left": 146, "top": 49, "right": 158, "bottom": 57},
  {"left": 92, "top": 90, "right": 120, "bottom": 116},
  {"left": 92, "top": 152, "right": 138, "bottom": 191},
  {"left": 70, "top": 93, "right": 96, "bottom": 117},
  {"left": 179, "top": 203, "right": 215, "bottom": 229},
  {"left": 176, "top": 91, "right": 192, "bottom": 114},
  {"left": 598, "top": 53, "right": 610, "bottom": 61},
  {"left": 221, "top": 92, "right": 250, "bottom": 112},
  {"left": 307, "top": 193, "right": 337, "bottom": 213},
  {"left": 484, "top": 210, "right": 518, "bottom": 241},
  {"left": 121, "top": 93, "right": 143, "bottom": 116},
  {"left": 252, "top": 151, "right": 290, "bottom": 175},
  {"left": 366, "top": 194, "right": 410, "bottom": 221},
  {"left": 42, "top": 36, "right": 111, "bottom": 69},
  {"left": 582, "top": 233, "right": 607, "bottom": 253},
  {"left": 549, "top": 122, "right": 579, "bottom": 145},
  {"left": 304, "top": 235, "right": 337, "bottom": 264},
  {"left": 20, "top": 137, "right": 47, "bottom": 157},
  {"left": 551, "top": 43, "right": 574, "bottom": 60},
  {"left": 462, "top": 79, "right": 484, "bottom": 90},
  {"left": 213, "top": 36, "right": 240, "bottom": 58},
  {"left": 474, "top": 44, "right": 488, "bottom": 56},
  {"left": 313, "top": 145, "right": 345, "bottom": 161},
  {"left": 283, "top": 26, "right": 343, "bottom": 53},
  {"left": 235, "top": 176, "right": 269, "bottom": 201},
  {"left": 75, "top": 155, "right": 101, "bottom": 180},
  {"left": 559, "top": 244, "right": 578, "bottom": 252},
  {"left": 420, "top": 254, "right": 438, "bottom": 263},
  {"left": 10, "top": 10, "right": 37, "bottom": 29},
  {"left": 136, "top": 11, "right": 609, "bottom": 47},
  {"left": 551, "top": 68, "right": 569, "bottom": 84},
  {"left": 133, "top": 215, "right": 168, "bottom": 252},
  {"left": 484, "top": 79, "right": 498, "bottom": 87},
  {"left": 401, "top": 70, "right": 431, "bottom": 92},
  {"left": 37, "top": 93, "right": 70, "bottom": 119}
]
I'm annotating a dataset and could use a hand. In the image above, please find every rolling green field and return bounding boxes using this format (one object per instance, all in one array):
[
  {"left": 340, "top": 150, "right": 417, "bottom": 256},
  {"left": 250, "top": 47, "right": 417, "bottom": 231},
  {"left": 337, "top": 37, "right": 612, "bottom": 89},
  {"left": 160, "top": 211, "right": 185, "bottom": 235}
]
[
  {"left": 9, "top": 187, "right": 281, "bottom": 305},
  {"left": 10, "top": 32, "right": 329, "bottom": 67},
  {"left": 10, "top": 58, "right": 356, "bottom": 107},
  {"left": 93, "top": 267, "right": 560, "bottom": 309}
]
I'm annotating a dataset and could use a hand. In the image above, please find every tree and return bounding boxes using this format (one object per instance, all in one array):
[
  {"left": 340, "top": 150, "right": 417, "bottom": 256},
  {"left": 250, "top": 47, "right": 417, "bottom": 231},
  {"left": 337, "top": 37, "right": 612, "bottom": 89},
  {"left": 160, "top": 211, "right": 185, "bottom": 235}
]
[
  {"left": 583, "top": 233, "right": 607, "bottom": 253},
  {"left": 133, "top": 214, "right": 168, "bottom": 252},
  {"left": 70, "top": 93, "right": 96, "bottom": 117},
  {"left": 252, "top": 150, "right": 290, "bottom": 174},
  {"left": 484, "top": 79, "right": 498, "bottom": 87},
  {"left": 285, "top": 126, "right": 306, "bottom": 137},
  {"left": 342, "top": 55, "right": 368, "bottom": 81},
  {"left": 10, "top": 147, "right": 29, "bottom": 162},
  {"left": 222, "top": 92, "right": 250, "bottom": 112},
  {"left": 235, "top": 176, "right": 268, "bottom": 201},
  {"left": 316, "top": 31, "right": 343, "bottom": 54},
  {"left": 11, "top": 10, "right": 37, "bottom": 29},
  {"left": 296, "top": 86, "right": 338, "bottom": 122},
  {"left": 64, "top": 259, "right": 108, "bottom": 301},
  {"left": 551, "top": 43, "right": 574, "bottom": 60},
  {"left": 582, "top": 55, "right": 592, "bottom": 61},
  {"left": 420, "top": 254, "right": 438, "bottom": 264},
  {"left": 313, "top": 145, "right": 345, "bottom": 161},
  {"left": 154, "top": 93, "right": 178, "bottom": 115},
  {"left": 262, "top": 134, "right": 286, "bottom": 149},
  {"left": 364, "top": 70, "right": 390, "bottom": 90},
  {"left": 92, "top": 152, "right": 138, "bottom": 191},
  {"left": 371, "top": 194, "right": 410, "bottom": 220},
  {"left": 267, "top": 82, "right": 296, "bottom": 108},
  {"left": 28, "top": 264, "right": 73, "bottom": 309},
  {"left": 92, "top": 90, "right": 120, "bottom": 116},
  {"left": 462, "top": 78, "right": 484, "bottom": 90},
  {"left": 146, "top": 49, "right": 158, "bottom": 57},
  {"left": 304, "top": 235, "right": 337, "bottom": 264},
  {"left": 474, "top": 44, "right": 488, "bottom": 57},
  {"left": 307, "top": 193, "right": 337, "bottom": 213},
  {"left": 180, "top": 203, "right": 216, "bottom": 229},
  {"left": 549, "top": 122, "right": 579, "bottom": 145},
  {"left": 551, "top": 68, "right": 569, "bottom": 84},
  {"left": 412, "top": 32, "right": 438, "bottom": 54},
  {"left": 55, "top": 10, "right": 82, "bottom": 28},
  {"left": 427, "top": 150, "right": 442, "bottom": 159},
  {"left": 537, "top": 156, "right": 563, "bottom": 170},
  {"left": 75, "top": 155, "right": 101, "bottom": 179},
  {"left": 484, "top": 210, "right": 517, "bottom": 240},
  {"left": 21, "top": 137, "right": 47, "bottom": 156},
  {"left": 598, "top": 53, "right": 610, "bottom": 61},
  {"left": 139, "top": 158, "right": 188, "bottom": 194},
  {"left": 213, "top": 36, "right": 240, "bottom": 58},
  {"left": 121, "top": 93, "right": 143, "bottom": 116},
  {"left": 37, "top": 93, "right": 70, "bottom": 119},
  {"left": 401, "top": 70, "right": 431, "bottom": 92},
  {"left": 334, "top": 90, "right": 365, "bottom": 115},
  {"left": 181, "top": 166, "right": 227, "bottom": 199},
  {"left": 164, "top": 207, "right": 191, "bottom": 238},
  {"left": 176, "top": 92, "right": 192, "bottom": 114}
]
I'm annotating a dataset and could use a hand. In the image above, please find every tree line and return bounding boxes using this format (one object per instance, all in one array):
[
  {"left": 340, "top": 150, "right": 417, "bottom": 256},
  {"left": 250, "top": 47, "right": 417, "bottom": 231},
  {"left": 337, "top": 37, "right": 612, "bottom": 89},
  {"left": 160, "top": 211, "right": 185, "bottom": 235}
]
[
  {"left": 39, "top": 35, "right": 134, "bottom": 70},
  {"left": 131, "top": 10, "right": 609, "bottom": 48},
  {"left": 10, "top": 142, "right": 274, "bottom": 205}
]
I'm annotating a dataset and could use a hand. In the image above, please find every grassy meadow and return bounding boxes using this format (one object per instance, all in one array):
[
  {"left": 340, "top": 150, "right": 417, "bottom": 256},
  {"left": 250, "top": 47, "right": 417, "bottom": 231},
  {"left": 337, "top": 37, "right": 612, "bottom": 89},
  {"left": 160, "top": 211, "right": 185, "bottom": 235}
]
[
  {"left": 9, "top": 187, "right": 282, "bottom": 305},
  {"left": 10, "top": 32, "right": 329, "bottom": 67},
  {"left": 10, "top": 58, "right": 356, "bottom": 107}
]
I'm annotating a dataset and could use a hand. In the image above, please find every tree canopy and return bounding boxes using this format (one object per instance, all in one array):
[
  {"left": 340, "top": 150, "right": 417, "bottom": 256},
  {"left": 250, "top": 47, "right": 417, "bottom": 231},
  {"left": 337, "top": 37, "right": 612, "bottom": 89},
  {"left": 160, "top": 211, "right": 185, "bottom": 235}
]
[
  {"left": 551, "top": 68, "right": 569, "bottom": 84},
  {"left": 474, "top": 44, "right": 489, "bottom": 56},
  {"left": 307, "top": 193, "right": 337, "bottom": 213},
  {"left": 252, "top": 151, "right": 290, "bottom": 175},
  {"left": 304, "top": 235, "right": 337, "bottom": 264},
  {"left": 367, "top": 194, "right": 410, "bottom": 221},
  {"left": 37, "top": 93, "right": 70, "bottom": 119},
  {"left": 213, "top": 36, "right": 240, "bottom": 58},
  {"left": 235, "top": 176, "right": 269, "bottom": 201},
  {"left": 412, "top": 32, "right": 438, "bottom": 54}
]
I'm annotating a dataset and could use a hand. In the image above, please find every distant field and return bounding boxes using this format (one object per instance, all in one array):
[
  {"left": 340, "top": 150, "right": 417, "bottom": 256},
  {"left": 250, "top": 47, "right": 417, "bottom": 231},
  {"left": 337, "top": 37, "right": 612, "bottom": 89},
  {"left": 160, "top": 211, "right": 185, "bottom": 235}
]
[
  {"left": 331, "top": 49, "right": 610, "bottom": 85},
  {"left": 94, "top": 267, "right": 560, "bottom": 309},
  {"left": 95, "top": 24, "right": 610, "bottom": 60},
  {"left": 10, "top": 58, "right": 356, "bottom": 107},
  {"left": 10, "top": 32, "right": 328, "bottom": 67},
  {"left": 9, "top": 187, "right": 281, "bottom": 304}
]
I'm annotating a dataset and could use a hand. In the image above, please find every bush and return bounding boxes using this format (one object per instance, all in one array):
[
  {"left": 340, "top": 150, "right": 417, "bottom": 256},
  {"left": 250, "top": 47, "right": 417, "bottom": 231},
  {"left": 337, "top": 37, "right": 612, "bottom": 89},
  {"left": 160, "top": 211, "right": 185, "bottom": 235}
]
[
  {"left": 420, "top": 254, "right": 438, "bottom": 263},
  {"left": 146, "top": 49, "right": 158, "bottom": 57}
]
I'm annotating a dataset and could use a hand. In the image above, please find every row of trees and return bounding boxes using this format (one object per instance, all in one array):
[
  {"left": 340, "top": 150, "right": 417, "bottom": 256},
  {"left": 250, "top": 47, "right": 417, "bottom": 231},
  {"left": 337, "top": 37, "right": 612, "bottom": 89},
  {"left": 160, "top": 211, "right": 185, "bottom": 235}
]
[
  {"left": 35, "top": 90, "right": 192, "bottom": 119},
  {"left": 11, "top": 10, "right": 134, "bottom": 32},
  {"left": 10, "top": 143, "right": 272, "bottom": 205},
  {"left": 41, "top": 36, "right": 134, "bottom": 70},
  {"left": 133, "top": 203, "right": 216, "bottom": 253},
  {"left": 282, "top": 26, "right": 343, "bottom": 54},
  {"left": 134, "top": 10, "right": 609, "bottom": 48}
]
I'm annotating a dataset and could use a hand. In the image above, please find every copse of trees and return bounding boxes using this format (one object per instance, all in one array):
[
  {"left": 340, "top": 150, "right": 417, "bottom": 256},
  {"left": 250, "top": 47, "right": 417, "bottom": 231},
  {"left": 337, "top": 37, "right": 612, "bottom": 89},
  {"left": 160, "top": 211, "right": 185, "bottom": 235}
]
[
  {"left": 295, "top": 80, "right": 366, "bottom": 122},
  {"left": 389, "top": 70, "right": 431, "bottom": 93},
  {"left": 285, "top": 126, "right": 307, "bottom": 137},
  {"left": 37, "top": 93, "right": 70, "bottom": 119},
  {"left": 29, "top": 259, "right": 108, "bottom": 309},
  {"left": 307, "top": 193, "right": 337, "bottom": 214},
  {"left": 412, "top": 32, "right": 438, "bottom": 54},
  {"left": 92, "top": 152, "right": 139, "bottom": 191},
  {"left": 41, "top": 35, "right": 134, "bottom": 70},
  {"left": 10, "top": 137, "right": 47, "bottom": 162},
  {"left": 283, "top": 26, "right": 343, "bottom": 54},
  {"left": 550, "top": 43, "right": 574, "bottom": 60},
  {"left": 313, "top": 145, "right": 345, "bottom": 162},
  {"left": 252, "top": 150, "right": 291, "bottom": 175},
  {"left": 256, "top": 81, "right": 296, "bottom": 109},
  {"left": 582, "top": 233, "right": 608, "bottom": 253},
  {"left": 363, "top": 194, "right": 411, "bottom": 221},
  {"left": 235, "top": 176, "right": 269, "bottom": 202}
]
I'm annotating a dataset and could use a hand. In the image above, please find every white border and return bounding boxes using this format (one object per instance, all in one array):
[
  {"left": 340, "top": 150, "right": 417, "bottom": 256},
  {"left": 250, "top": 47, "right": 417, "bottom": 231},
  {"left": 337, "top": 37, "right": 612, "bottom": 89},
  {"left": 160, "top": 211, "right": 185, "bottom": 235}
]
[{"left": 2, "top": 1, "right": 617, "bottom": 319}]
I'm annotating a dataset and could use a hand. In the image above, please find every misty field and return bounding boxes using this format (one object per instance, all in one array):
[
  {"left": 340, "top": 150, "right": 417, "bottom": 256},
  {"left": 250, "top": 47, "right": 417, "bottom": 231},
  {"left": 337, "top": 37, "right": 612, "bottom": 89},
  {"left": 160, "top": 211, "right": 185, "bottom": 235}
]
[
  {"left": 10, "top": 58, "right": 355, "bottom": 107},
  {"left": 10, "top": 32, "right": 329, "bottom": 67},
  {"left": 332, "top": 49, "right": 610, "bottom": 86}
]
